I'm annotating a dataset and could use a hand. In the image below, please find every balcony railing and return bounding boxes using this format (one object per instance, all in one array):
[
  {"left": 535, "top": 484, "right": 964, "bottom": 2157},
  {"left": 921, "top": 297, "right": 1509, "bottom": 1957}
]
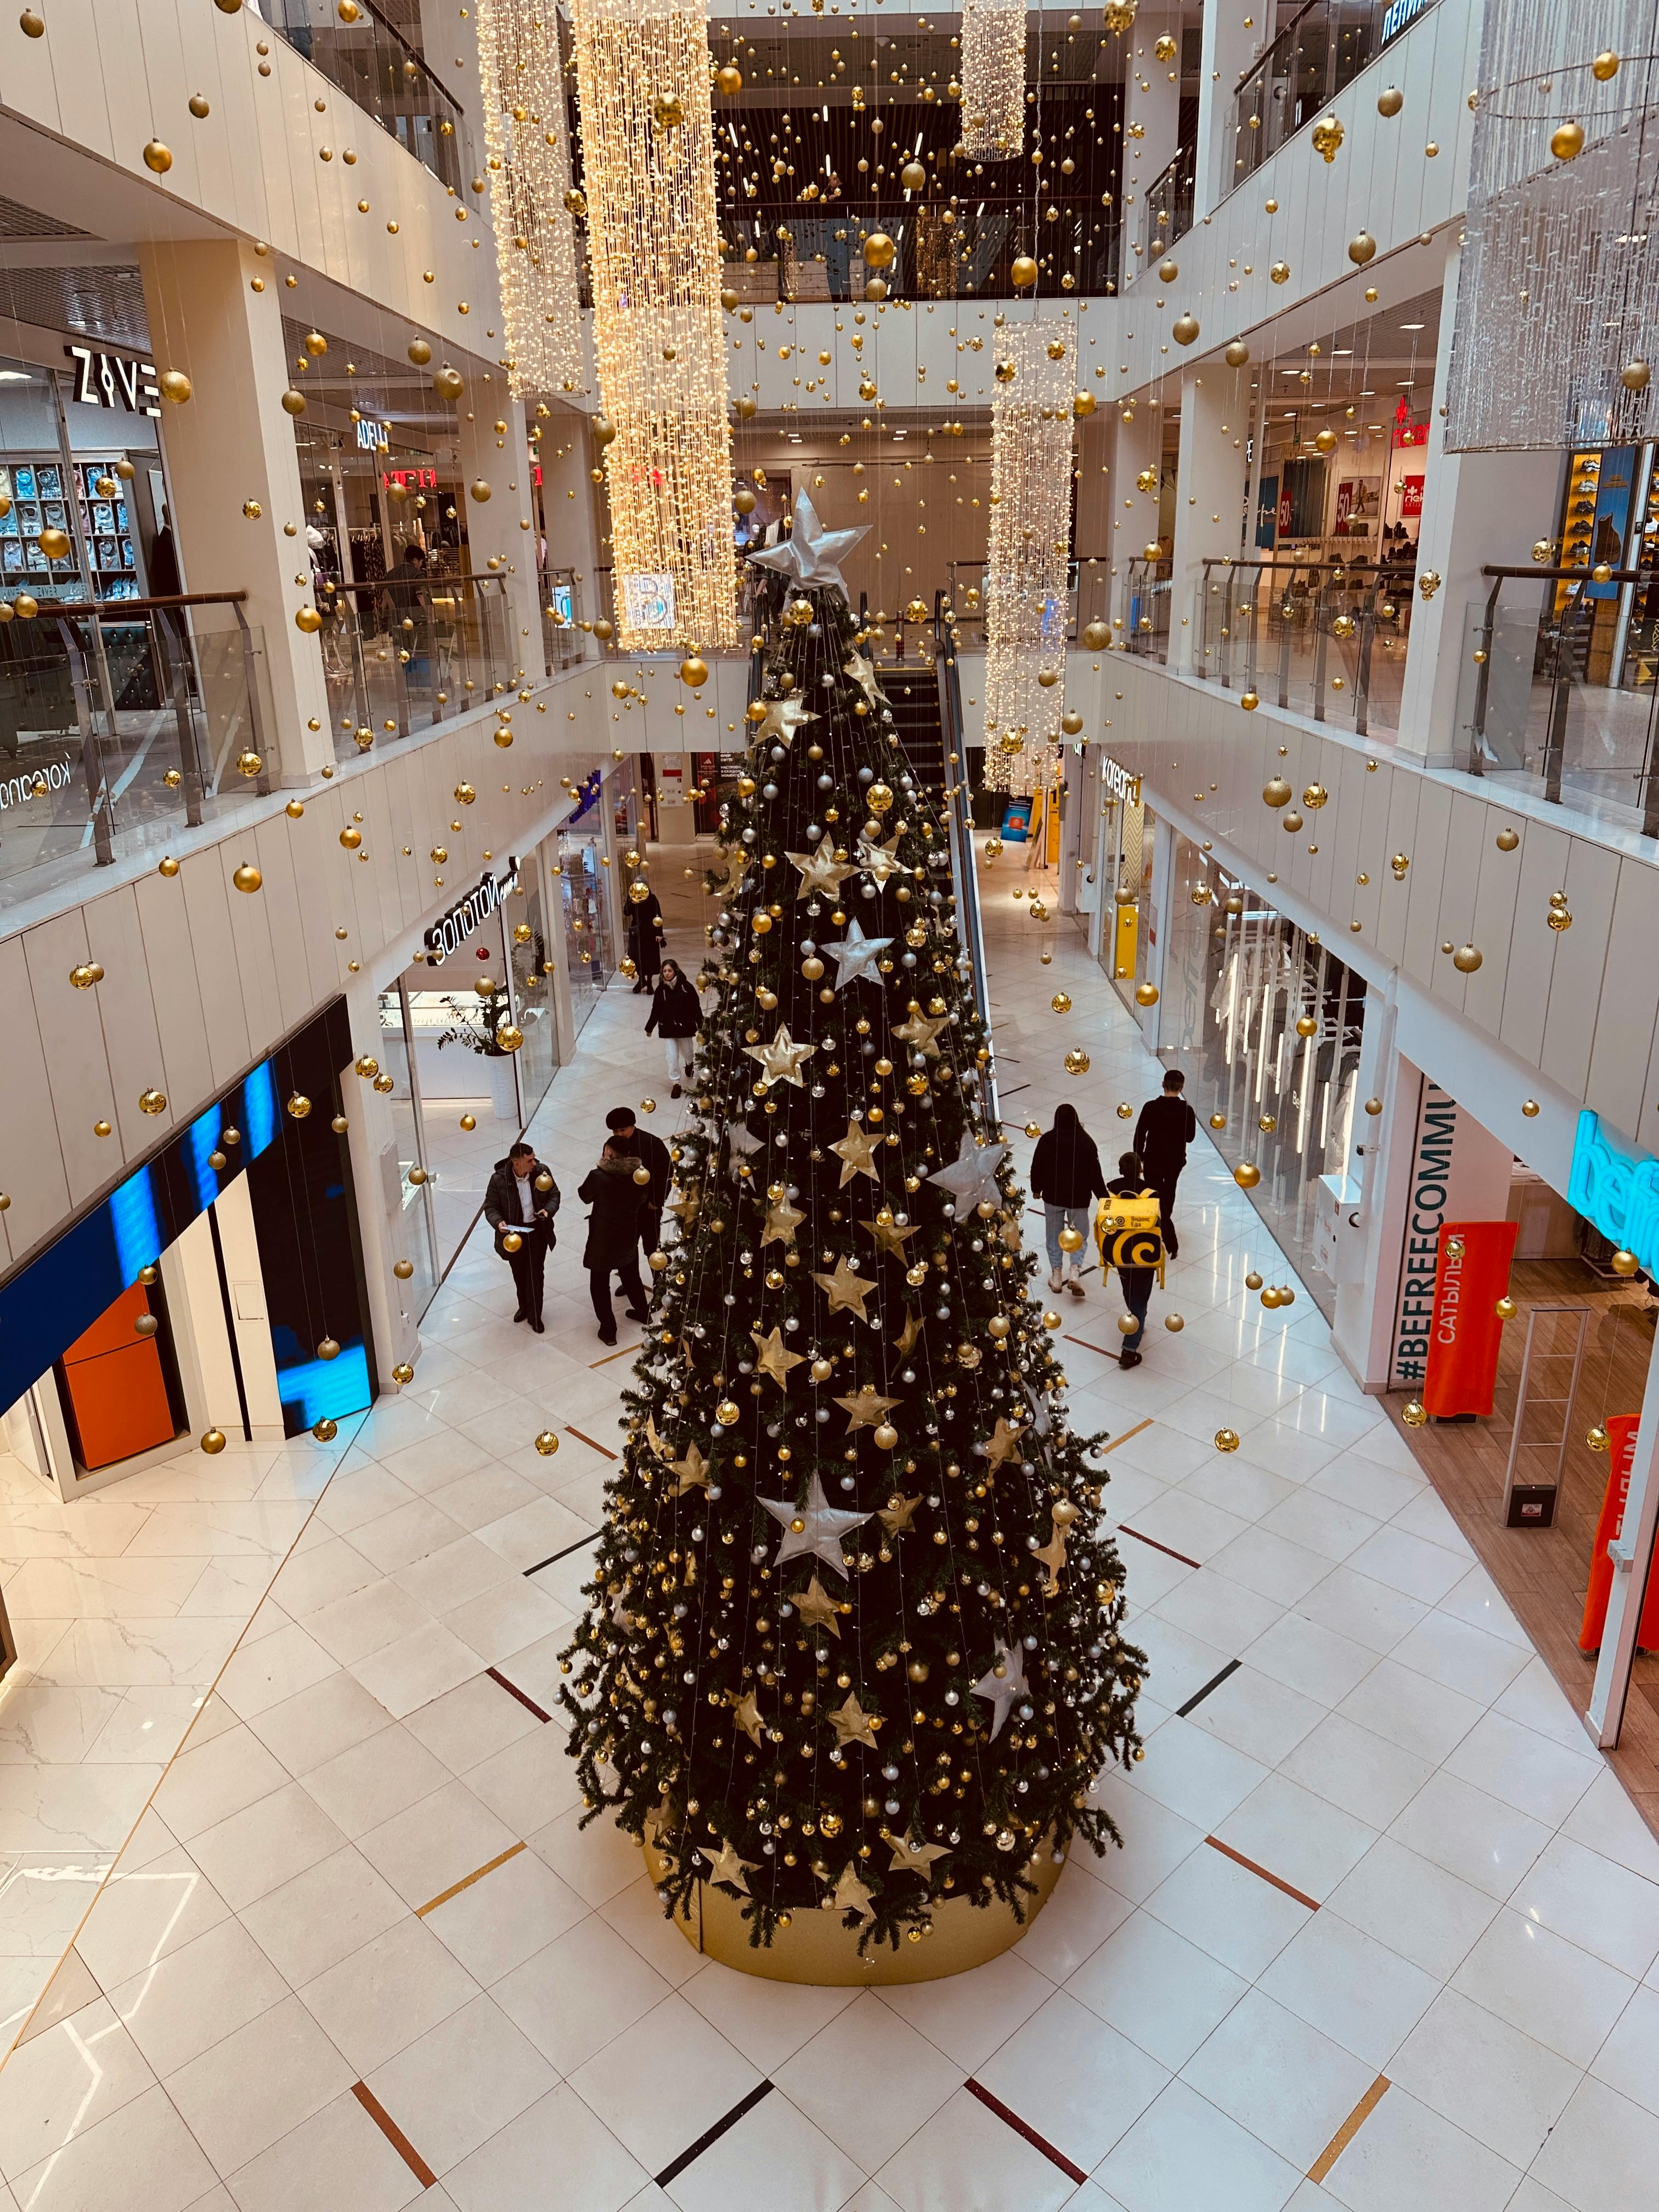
[
  {"left": 1193, "top": 555, "right": 1415, "bottom": 738},
  {"left": 0, "top": 592, "right": 276, "bottom": 913},
  {"left": 1231, "top": 0, "right": 1435, "bottom": 191},
  {"left": 721, "top": 196, "right": 1120, "bottom": 303},
  {"left": 1138, "top": 141, "right": 1197, "bottom": 266},
  {"left": 258, "top": 0, "right": 470, "bottom": 189},
  {"left": 1460, "top": 565, "right": 1659, "bottom": 843},
  {"left": 540, "top": 566, "right": 588, "bottom": 672},
  {"left": 1125, "top": 556, "right": 1174, "bottom": 659},
  {"left": 312, "top": 571, "right": 515, "bottom": 764},
  {"left": 941, "top": 558, "right": 1114, "bottom": 650}
]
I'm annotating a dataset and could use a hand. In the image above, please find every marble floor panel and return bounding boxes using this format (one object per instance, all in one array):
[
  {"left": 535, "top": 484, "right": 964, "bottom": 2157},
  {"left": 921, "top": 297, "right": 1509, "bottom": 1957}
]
[{"left": 0, "top": 870, "right": 1655, "bottom": 2209}]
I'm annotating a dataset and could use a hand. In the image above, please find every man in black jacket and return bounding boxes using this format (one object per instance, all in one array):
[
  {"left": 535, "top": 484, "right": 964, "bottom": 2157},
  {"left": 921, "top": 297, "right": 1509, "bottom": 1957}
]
[
  {"left": 579, "top": 1142, "right": 652, "bottom": 1344},
  {"left": 606, "top": 1106, "right": 671, "bottom": 1256},
  {"left": 482, "top": 1141, "right": 561, "bottom": 1333},
  {"left": 1134, "top": 1069, "right": 1198, "bottom": 1260}
]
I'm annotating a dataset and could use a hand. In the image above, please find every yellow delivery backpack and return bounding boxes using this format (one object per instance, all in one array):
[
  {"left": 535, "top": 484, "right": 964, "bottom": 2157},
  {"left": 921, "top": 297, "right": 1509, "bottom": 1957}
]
[{"left": 1094, "top": 1188, "right": 1166, "bottom": 1287}]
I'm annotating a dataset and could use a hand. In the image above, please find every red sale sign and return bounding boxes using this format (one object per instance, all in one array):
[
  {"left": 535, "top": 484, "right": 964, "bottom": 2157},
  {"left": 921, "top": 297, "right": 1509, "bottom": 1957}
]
[
  {"left": 1422, "top": 1220, "right": 1519, "bottom": 1419},
  {"left": 1579, "top": 1414, "right": 1659, "bottom": 1651}
]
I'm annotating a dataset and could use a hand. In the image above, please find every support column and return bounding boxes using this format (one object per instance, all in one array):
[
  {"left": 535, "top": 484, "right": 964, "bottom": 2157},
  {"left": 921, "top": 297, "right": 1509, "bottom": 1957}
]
[
  {"left": 1119, "top": 9, "right": 1183, "bottom": 285},
  {"left": 455, "top": 385, "right": 546, "bottom": 685},
  {"left": 1108, "top": 402, "right": 1163, "bottom": 637},
  {"left": 1589, "top": 1329, "right": 1659, "bottom": 1747},
  {"left": 1193, "top": 1, "right": 1259, "bottom": 221},
  {"left": 138, "top": 240, "right": 331, "bottom": 777},
  {"left": 1167, "top": 358, "right": 1251, "bottom": 674},
  {"left": 538, "top": 400, "right": 605, "bottom": 630},
  {"left": 1396, "top": 238, "right": 1562, "bottom": 765}
]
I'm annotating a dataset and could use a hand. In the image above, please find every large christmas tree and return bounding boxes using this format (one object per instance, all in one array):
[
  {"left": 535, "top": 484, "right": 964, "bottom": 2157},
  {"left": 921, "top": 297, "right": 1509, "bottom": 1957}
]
[{"left": 560, "top": 496, "right": 1145, "bottom": 1959}]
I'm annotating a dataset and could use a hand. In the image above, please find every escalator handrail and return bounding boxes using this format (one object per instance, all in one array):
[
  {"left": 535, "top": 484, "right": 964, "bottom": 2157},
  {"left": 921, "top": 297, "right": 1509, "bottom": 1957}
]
[{"left": 933, "top": 597, "right": 997, "bottom": 1124}]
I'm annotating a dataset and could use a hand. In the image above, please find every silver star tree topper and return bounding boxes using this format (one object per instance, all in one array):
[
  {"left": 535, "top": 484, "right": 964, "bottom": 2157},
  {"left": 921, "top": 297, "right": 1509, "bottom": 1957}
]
[{"left": 747, "top": 488, "right": 869, "bottom": 602}]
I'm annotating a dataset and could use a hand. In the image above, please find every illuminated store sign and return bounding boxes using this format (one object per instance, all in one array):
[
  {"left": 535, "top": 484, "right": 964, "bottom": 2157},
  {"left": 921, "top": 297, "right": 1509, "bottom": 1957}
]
[
  {"left": 422, "top": 857, "right": 522, "bottom": 963},
  {"left": 64, "top": 346, "right": 161, "bottom": 417}
]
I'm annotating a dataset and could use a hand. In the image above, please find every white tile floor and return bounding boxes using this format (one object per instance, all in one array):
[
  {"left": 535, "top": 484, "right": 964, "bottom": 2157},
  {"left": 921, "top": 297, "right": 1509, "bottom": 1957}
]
[{"left": 0, "top": 868, "right": 1656, "bottom": 2210}]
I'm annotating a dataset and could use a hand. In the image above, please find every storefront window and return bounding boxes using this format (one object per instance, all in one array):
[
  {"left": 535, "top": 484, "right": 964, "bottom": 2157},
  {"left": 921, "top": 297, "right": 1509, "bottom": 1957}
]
[
  {"left": 560, "top": 827, "right": 613, "bottom": 1035},
  {"left": 399, "top": 912, "right": 520, "bottom": 1274},
  {"left": 1097, "top": 785, "right": 1155, "bottom": 1012},
  {"left": 375, "top": 983, "right": 439, "bottom": 1316},
  {"left": 1163, "top": 836, "right": 1366, "bottom": 1314},
  {"left": 505, "top": 862, "right": 559, "bottom": 1120}
]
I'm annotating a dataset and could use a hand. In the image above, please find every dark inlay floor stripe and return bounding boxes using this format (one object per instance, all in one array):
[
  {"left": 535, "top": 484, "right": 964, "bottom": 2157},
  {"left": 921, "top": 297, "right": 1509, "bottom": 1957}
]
[
  {"left": 1205, "top": 1835, "right": 1320, "bottom": 1912},
  {"left": 1118, "top": 1524, "right": 1203, "bottom": 1571},
  {"left": 486, "top": 1665, "right": 552, "bottom": 1723},
  {"left": 654, "top": 2080, "right": 775, "bottom": 2187},
  {"left": 1177, "top": 1657, "right": 1242, "bottom": 1718},
  {"left": 566, "top": 1425, "right": 618, "bottom": 1459},
  {"left": 523, "top": 1530, "right": 600, "bottom": 1578},
  {"left": 352, "top": 2083, "right": 438, "bottom": 2189},
  {"left": 964, "top": 2078, "right": 1088, "bottom": 2186}
]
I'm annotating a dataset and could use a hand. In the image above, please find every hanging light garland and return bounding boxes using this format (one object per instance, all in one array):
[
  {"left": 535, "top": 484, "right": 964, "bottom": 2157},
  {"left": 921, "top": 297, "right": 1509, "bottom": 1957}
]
[
  {"left": 474, "top": 0, "right": 583, "bottom": 399},
  {"left": 983, "top": 322, "right": 1074, "bottom": 799},
  {"left": 572, "top": 0, "right": 737, "bottom": 650},
  {"left": 960, "top": 0, "right": 1026, "bottom": 159}
]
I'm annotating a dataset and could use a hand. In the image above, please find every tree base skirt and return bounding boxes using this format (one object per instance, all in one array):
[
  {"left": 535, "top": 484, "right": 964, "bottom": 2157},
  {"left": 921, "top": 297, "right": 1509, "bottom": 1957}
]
[{"left": 640, "top": 1835, "right": 1066, "bottom": 1985}]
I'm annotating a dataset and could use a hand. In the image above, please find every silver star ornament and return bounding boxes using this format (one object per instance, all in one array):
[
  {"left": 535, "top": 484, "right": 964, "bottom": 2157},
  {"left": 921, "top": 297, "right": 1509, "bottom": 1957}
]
[
  {"left": 759, "top": 1472, "right": 873, "bottom": 1579},
  {"left": 970, "top": 1641, "right": 1030, "bottom": 1740},
  {"left": 928, "top": 1134, "right": 1011, "bottom": 1210},
  {"left": 747, "top": 488, "right": 869, "bottom": 601},
  {"left": 822, "top": 917, "right": 894, "bottom": 991}
]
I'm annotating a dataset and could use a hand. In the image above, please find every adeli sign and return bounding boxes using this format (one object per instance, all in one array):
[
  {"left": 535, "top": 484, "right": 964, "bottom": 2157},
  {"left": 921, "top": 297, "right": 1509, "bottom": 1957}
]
[{"left": 422, "top": 857, "right": 521, "bottom": 964}]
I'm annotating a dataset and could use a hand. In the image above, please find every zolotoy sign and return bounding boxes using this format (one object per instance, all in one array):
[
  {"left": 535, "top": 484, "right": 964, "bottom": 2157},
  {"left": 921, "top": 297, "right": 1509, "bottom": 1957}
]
[{"left": 422, "top": 857, "right": 521, "bottom": 964}]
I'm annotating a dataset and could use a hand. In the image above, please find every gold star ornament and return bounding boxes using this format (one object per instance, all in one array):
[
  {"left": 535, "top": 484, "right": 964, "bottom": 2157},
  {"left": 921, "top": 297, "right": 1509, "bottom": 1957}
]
[
  {"left": 828, "top": 1690, "right": 882, "bottom": 1750},
  {"left": 792, "top": 1572, "right": 843, "bottom": 1636},
  {"left": 828, "top": 1118, "right": 882, "bottom": 1186},
  {"left": 744, "top": 1026, "right": 816, "bottom": 1088},
  {"left": 814, "top": 1255, "right": 878, "bottom": 1321},
  {"left": 752, "top": 1325, "right": 806, "bottom": 1387},
  {"left": 834, "top": 1382, "right": 902, "bottom": 1430},
  {"left": 787, "top": 832, "right": 859, "bottom": 899}
]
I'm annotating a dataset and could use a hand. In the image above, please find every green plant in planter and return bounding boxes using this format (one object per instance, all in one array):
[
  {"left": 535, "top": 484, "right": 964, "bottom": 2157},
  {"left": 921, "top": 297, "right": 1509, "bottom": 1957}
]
[{"left": 433, "top": 986, "right": 515, "bottom": 1058}]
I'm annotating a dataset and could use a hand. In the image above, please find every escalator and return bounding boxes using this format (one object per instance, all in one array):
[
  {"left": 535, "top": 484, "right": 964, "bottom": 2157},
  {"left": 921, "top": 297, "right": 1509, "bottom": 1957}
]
[{"left": 875, "top": 664, "right": 947, "bottom": 793}]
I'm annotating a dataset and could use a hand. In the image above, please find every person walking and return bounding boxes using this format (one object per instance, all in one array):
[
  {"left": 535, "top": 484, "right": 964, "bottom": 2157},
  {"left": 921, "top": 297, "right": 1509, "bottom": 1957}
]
[
  {"left": 626, "top": 884, "right": 665, "bottom": 992},
  {"left": 579, "top": 1139, "right": 652, "bottom": 1345},
  {"left": 605, "top": 1105, "right": 671, "bottom": 1256},
  {"left": 483, "top": 1139, "right": 561, "bottom": 1333},
  {"left": 1107, "top": 1150, "right": 1159, "bottom": 1369},
  {"left": 1029, "top": 1102, "right": 1108, "bottom": 1299},
  {"left": 1135, "top": 1068, "right": 1198, "bottom": 1261},
  {"left": 645, "top": 957, "right": 702, "bottom": 1098}
]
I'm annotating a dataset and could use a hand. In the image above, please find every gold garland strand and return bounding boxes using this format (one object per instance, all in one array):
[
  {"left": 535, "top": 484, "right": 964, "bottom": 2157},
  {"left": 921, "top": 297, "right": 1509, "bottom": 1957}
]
[{"left": 983, "top": 321, "right": 1074, "bottom": 799}]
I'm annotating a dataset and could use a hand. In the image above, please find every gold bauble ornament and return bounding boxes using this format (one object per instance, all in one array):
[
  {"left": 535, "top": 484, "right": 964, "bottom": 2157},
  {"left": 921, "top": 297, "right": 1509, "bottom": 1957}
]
[
  {"left": 535, "top": 1430, "right": 560, "bottom": 1456},
  {"left": 1593, "top": 49, "right": 1621, "bottom": 81},
  {"left": 1057, "top": 1224, "right": 1086, "bottom": 1254},
  {"left": 407, "top": 338, "right": 433, "bottom": 366},
  {"left": 1118, "top": 1101, "right": 1134, "bottom": 1120},
  {"left": 1135, "top": 982, "right": 1159, "bottom": 1008},
  {"left": 295, "top": 606, "right": 323, "bottom": 634},
  {"left": 1418, "top": 569, "right": 1442, "bottom": 600},
  {"left": 20, "top": 8, "right": 44, "bottom": 32},
  {"left": 201, "top": 1428, "right": 227, "bottom": 1455},
  {"left": 1611, "top": 1249, "right": 1641, "bottom": 1278},
  {"left": 143, "top": 139, "right": 173, "bottom": 174},
  {"left": 734, "top": 488, "right": 757, "bottom": 516},
  {"left": 233, "top": 863, "right": 262, "bottom": 893},
  {"left": 1074, "top": 391, "right": 1097, "bottom": 419},
  {"left": 501, "top": 1230, "right": 523, "bottom": 1254},
  {"left": 1262, "top": 777, "right": 1293, "bottom": 808},
  {"left": 863, "top": 231, "right": 896, "bottom": 269},
  {"left": 36, "top": 527, "right": 70, "bottom": 561},
  {"left": 433, "top": 366, "right": 465, "bottom": 403},
  {"left": 1011, "top": 255, "right": 1039, "bottom": 289},
  {"left": 1270, "top": 261, "right": 1291, "bottom": 284},
  {"left": 1116, "top": 1312, "right": 1139, "bottom": 1336},
  {"left": 469, "top": 479, "right": 492, "bottom": 504},
  {"left": 1240, "top": 690, "right": 1260, "bottom": 711},
  {"left": 1587, "top": 1424, "right": 1611, "bottom": 1453},
  {"left": 873, "top": 1422, "right": 900, "bottom": 1451},
  {"left": 1401, "top": 1400, "right": 1428, "bottom": 1428},
  {"left": 1165, "top": 1313, "right": 1184, "bottom": 1332},
  {"left": 716, "top": 1399, "right": 742, "bottom": 1426},
  {"left": 1377, "top": 84, "right": 1403, "bottom": 116},
  {"left": 313, "top": 1418, "right": 339, "bottom": 1442},
  {"left": 1214, "top": 1428, "right": 1240, "bottom": 1453},
  {"left": 1310, "top": 113, "right": 1345, "bottom": 162},
  {"left": 317, "top": 1336, "right": 341, "bottom": 1362},
  {"left": 650, "top": 1250, "right": 669, "bottom": 1273},
  {"left": 632, "top": 1165, "right": 652, "bottom": 1187},
  {"left": 340, "top": 825, "right": 362, "bottom": 850},
  {"left": 1348, "top": 231, "right": 1377, "bottom": 265},
  {"left": 1314, "top": 428, "right": 1338, "bottom": 454},
  {"left": 1223, "top": 339, "right": 1250, "bottom": 369},
  {"left": 716, "top": 63, "right": 743, "bottom": 94},
  {"left": 1452, "top": 944, "right": 1483, "bottom": 973},
  {"left": 1550, "top": 120, "right": 1585, "bottom": 161},
  {"left": 1234, "top": 1163, "right": 1261, "bottom": 1189},
  {"left": 281, "top": 387, "right": 308, "bottom": 417},
  {"left": 1171, "top": 312, "right": 1200, "bottom": 348},
  {"left": 496, "top": 1024, "right": 523, "bottom": 1052},
  {"left": 652, "top": 89, "right": 685, "bottom": 129},
  {"left": 1063, "top": 1048, "right": 1092, "bottom": 1074},
  {"left": 1621, "top": 361, "right": 1651, "bottom": 394},
  {"left": 391, "top": 1362, "right": 415, "bottom": 1385},
  {"left": 138, "top": 1087, "right": 167, "bottom": 1116},
  {"left": 393, "top": 1260, "right": 415, "bottom": 1281},
  {"left": 1495, "top": 1296, "right": 1517, "bottom": 1321},
  {"left": 1209, "top": 1111, "right": 1227, "bottom": 1130},
  {"left": 286, "top": 1092, "right": 312, "bottom": 1119},
  {"left": 460, "top": 1113, "right": 477, "bottom": 1131},
  {"left": 1081, "top": 620, "right": 1109, "bottom": 650},
  {"left": 901, "top": 160, "right": 926, "bottom": 191},
  {"left": 1051, "top": 991, "right": 1072, "bottom": 1013}
]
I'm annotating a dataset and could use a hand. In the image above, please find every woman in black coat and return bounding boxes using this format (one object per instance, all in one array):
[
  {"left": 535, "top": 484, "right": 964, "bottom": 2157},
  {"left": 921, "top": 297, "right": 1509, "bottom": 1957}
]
[
  {"left": 1029, "top": 1102, "right": 1107, "bottom": 1298},
  {"left": 644, "top": 957, "right": 702, "bottom": 1097},
  {"left": 626, "top": 889, "right": 665, "bottom": 991},
  {"left": 578, "top": 1142, "right": 652, "bottom": 1343}
]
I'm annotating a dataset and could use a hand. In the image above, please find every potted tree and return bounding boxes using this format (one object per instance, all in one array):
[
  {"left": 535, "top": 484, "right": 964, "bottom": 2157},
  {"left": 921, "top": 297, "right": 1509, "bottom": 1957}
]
[{"left": 433, "top": 979, "right": 522, "bottom": 1124}]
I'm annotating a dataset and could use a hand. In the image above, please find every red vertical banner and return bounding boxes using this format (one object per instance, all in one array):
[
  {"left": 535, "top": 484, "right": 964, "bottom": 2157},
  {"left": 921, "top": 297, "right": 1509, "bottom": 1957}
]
[
  {"left": 1421, "top": 1219, "right": 1519, "bottom": 1419},
  {"left": 1579, "top": 1415, "right": 1659, "bottom": 1651}
]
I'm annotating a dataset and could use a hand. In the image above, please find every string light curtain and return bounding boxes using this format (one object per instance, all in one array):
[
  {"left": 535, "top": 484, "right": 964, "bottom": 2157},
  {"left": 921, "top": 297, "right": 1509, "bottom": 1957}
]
[
  {"left": 1446, "top": 0, "right": 1659, "bottom": 450},
  {"left": 475, "top": 0, "right": 583, "bottom": 398},
  {"left": 983, "top": 321, "right": 1074, "bottom": 798},
  {"left": 960, "top": 0, "right": 1027, "bottom": 159},
  {"left": 572, "top": 0, "right": 737, "bottom": 650}
]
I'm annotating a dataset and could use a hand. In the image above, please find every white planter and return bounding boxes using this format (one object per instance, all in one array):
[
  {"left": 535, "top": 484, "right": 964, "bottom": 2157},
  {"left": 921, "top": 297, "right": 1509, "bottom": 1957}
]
[{"left": 488, "top": 1052, "right": 521, "bottom": 1125}]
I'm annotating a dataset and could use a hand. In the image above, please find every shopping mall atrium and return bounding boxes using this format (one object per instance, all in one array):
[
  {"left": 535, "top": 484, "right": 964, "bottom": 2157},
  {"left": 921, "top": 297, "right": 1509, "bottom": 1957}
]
[{"left": 1, "top": 0, "right": 1658, "bottom": 2204}]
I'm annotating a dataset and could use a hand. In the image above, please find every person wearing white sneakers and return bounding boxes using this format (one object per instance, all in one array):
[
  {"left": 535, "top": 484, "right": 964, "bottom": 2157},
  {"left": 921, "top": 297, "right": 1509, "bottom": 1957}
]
[{"left": 1030, "top": 1102, "right": 1108, "bottom": 1299}]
